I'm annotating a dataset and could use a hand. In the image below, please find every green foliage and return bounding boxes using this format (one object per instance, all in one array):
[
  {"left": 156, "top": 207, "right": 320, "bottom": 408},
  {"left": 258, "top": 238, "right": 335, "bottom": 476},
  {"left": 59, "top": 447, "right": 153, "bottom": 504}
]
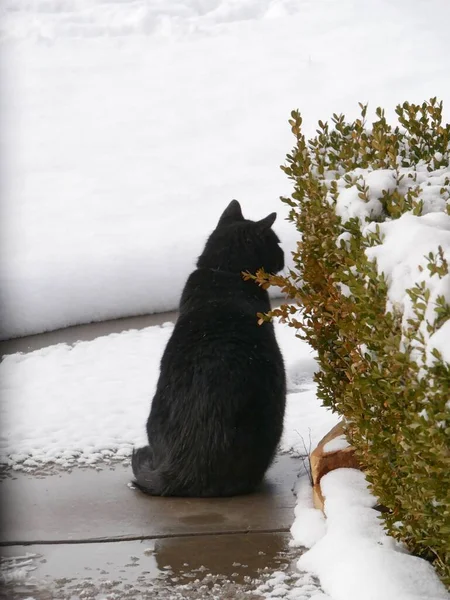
[{"left": 248, "top": 99, "right": 450, "bottom": 585}]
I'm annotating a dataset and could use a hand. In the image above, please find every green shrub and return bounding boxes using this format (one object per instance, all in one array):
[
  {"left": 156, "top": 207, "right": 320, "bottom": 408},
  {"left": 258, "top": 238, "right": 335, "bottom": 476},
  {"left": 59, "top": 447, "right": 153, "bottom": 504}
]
[{"left": 248, "top": 99, "right": 450, "bottom": 585}]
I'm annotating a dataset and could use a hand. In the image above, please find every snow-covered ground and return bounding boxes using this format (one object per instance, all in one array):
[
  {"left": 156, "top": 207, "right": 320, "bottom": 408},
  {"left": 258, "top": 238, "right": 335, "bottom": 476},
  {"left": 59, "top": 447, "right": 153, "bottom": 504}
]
[
  {"left": 1, "top": 0, "right": 450, "bottom": 338},
  {"left": 0, "top": 320, "right": 337, "bottom": 470},
  {"left": 292, "top": 469, "right": 450, "bottom": 600},
  {"left": 1, "top": 1, "right": 450, "bottom": 598}
]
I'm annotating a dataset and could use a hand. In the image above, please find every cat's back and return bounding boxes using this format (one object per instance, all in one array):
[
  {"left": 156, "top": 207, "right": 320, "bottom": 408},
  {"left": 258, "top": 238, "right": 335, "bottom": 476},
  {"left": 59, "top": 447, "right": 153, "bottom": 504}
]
[
  {"left": 178, "top": 266, "right": 272, "bottom": 338},
  {"left": 161, "top": 267, "right": 280, "bottom": 375}
]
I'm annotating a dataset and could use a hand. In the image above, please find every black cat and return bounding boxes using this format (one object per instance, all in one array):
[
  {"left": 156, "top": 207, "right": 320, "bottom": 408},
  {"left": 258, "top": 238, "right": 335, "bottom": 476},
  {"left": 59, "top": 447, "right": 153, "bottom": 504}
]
[{"left": 132, "top": 200, "right": 286, "bottom": 497}]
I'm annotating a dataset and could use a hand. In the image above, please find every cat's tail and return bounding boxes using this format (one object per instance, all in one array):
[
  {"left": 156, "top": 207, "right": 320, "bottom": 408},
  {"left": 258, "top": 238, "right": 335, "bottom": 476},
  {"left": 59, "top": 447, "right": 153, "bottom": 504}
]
[{"left": 131, "top": 445, "right": 165, "bottom": 496}]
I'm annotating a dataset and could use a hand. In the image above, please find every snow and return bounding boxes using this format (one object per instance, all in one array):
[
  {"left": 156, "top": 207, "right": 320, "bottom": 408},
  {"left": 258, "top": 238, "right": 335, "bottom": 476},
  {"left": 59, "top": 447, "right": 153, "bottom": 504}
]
[
  {"left": 332, "top": 156, "right": 450, "bottom": 367},
  {"left": 0, "top": 320, "right": 338, "bottom": 470},
  {"left": 336, "top": 167, "right": 449, "bottom": 225},
  {"left": 0, "top": 554, "right": 37, "bottom": 586},
  {"left": 255, "top": 569, "right": 323, "bottom": 599},
  {"left": 365, "top": 212, "right": 450, "bottom": 316},
  {"left": 306, "top": 110, "right": 450, "bottom": 600},
  {"left": 294, "top": 469, "right": 449, "bottom": 600},
  {"left": 2, "top": 0, "right": 450, "bottom": 338},
  {"left": 322, "top": 436, "right": 349, "bottom": 454},
  {"left": 2, "top": 319, "right": 446, "bottom": 598},
  {"left": 1, "top": 0, "right": 450, "bottom": 597},
  {"left": 428, "top": 320, "right": 450, "bottom": 364},
  {"left": 336, "top": 165, "right": 450, "bottom": 366},
  {"left": 335, "top": 170, "right": 390, "bottom": 223},
  {"left": 290, "top": 478, "right": 326, "bottom": 549}
]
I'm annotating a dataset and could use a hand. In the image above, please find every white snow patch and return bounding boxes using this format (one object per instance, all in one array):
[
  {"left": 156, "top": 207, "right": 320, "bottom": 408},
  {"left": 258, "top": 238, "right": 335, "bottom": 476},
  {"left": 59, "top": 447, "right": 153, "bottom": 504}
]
[
  {"left": 333, "top": 160, "right": 450, "bottom": 365},
  {"left": 255, "top": 569, "right": 322, "bottom": 599},
  {"left": 280, "top": 388, "right": 339, "bottom": 457},
  {"left": 290, "top": 477, "right": 326, "bottom": 549},
  {"left": 296, "top": 469, "right": 449, "bottom": 600},
  {"left": 0, "top": 553, "right": 38, "bottom": 586},
  {"left": 335, "top": 178, "right": 385, "bottom": 224},
  {"left": 365, "top": 211, "right": 450, "bottom": 361},
  {"left": 428, "top": 320, "right": 450, "bottom": 365},
  {"left": 322, "top": 435, "right": 349, "bottom": 454},
  {"left": 365, "top": 213, "right": 450, "bottom": 310},
  {"left": 0, "top": 324, "right": 173, "bottom": 468},
  {"left": 0, "top": 320, "right": 335, "bottom": 469}
]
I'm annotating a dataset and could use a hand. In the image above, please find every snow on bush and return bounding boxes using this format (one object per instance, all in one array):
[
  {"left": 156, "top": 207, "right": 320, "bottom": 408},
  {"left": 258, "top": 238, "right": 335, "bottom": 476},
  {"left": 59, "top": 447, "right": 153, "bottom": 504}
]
[{"left": 251, "top": 99, "right": 450, "bottom": 585}]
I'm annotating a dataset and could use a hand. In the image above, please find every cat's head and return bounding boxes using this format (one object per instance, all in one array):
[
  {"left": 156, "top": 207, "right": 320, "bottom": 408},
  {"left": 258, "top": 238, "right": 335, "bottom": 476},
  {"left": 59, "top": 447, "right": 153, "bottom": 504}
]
[{"left": 197, "top": 200, "right": 284, "bottom": 274}]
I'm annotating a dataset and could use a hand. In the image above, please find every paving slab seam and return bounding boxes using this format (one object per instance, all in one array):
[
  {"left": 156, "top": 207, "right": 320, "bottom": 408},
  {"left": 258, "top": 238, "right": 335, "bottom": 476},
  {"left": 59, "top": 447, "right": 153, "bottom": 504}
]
[{"left": 0, "top": 526, "right": 291, "bottom": 547}]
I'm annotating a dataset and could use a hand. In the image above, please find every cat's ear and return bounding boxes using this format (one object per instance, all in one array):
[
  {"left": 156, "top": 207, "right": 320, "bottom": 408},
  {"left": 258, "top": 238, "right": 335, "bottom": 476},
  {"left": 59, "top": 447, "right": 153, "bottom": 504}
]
[
  {"left": 258, "top": 212, "right": 277, "bottom": 229},
  {"left": 218, "top": 199, "right": 244, "bottom": 226}
]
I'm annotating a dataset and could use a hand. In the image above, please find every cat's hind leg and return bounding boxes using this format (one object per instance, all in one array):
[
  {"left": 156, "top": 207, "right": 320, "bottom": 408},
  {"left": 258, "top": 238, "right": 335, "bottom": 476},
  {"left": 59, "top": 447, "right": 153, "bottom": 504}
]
[{"left": 131, "top": 445, "right": 165, "bottom": 496}]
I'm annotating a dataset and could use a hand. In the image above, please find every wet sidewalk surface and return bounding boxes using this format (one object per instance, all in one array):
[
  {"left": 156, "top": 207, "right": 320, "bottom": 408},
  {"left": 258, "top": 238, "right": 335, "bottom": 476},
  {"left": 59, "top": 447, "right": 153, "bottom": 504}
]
[
  {"left": 0, "top": 312, "right": 318, "bottom": 599},
  {"left": 0, "top": 458, "right": 318, "bottom": 600}
]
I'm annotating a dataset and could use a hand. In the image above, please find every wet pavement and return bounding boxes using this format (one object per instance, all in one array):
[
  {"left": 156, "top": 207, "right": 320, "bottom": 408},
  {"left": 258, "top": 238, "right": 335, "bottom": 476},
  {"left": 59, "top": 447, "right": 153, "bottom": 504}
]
[
  {"left": 0, "top": 532, "right": 319, "bottom": 600},
  {"left": 0, "top": 457, "right": 315, "bottom": 599},
  {"left": 0, "top": 308, "right": 318, "bottom": 599},
  {"left": 1, "top": 456, "right": 299, "bottom": 544}
]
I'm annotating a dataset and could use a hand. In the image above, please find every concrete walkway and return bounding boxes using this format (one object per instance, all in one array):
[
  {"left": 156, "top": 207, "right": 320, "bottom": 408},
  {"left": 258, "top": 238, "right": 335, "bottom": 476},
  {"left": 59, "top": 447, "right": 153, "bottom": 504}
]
[
  {"left": 0, "top": 312, "right": 317, "bottom": 599},
  {"left": 1, "top": 457, "right": 309, "bottom": 599}
]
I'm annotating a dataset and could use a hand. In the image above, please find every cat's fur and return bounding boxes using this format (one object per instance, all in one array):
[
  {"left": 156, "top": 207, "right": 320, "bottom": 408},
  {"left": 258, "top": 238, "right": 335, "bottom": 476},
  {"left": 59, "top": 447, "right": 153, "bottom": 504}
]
[{"left": 132, "top": 200, "right": 286, "bottom": 497}]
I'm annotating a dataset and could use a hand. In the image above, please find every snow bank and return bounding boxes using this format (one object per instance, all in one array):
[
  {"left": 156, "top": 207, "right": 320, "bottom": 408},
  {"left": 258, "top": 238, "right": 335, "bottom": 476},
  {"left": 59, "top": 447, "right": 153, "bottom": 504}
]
[
  {"left": 2, "top": 0, "right": 306, "bottom": 40},
  {"left": 0, "top": 320, "right": 337, "bottom": 471},
  {"left": 1, "top": 0, "right": 450, "bottom": 338},
  {"left": 294, "top": 469, "right": 449, "bottom": 600},
  {"left": 290, "top": 476, "right": 326, "bottom": 549}
]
